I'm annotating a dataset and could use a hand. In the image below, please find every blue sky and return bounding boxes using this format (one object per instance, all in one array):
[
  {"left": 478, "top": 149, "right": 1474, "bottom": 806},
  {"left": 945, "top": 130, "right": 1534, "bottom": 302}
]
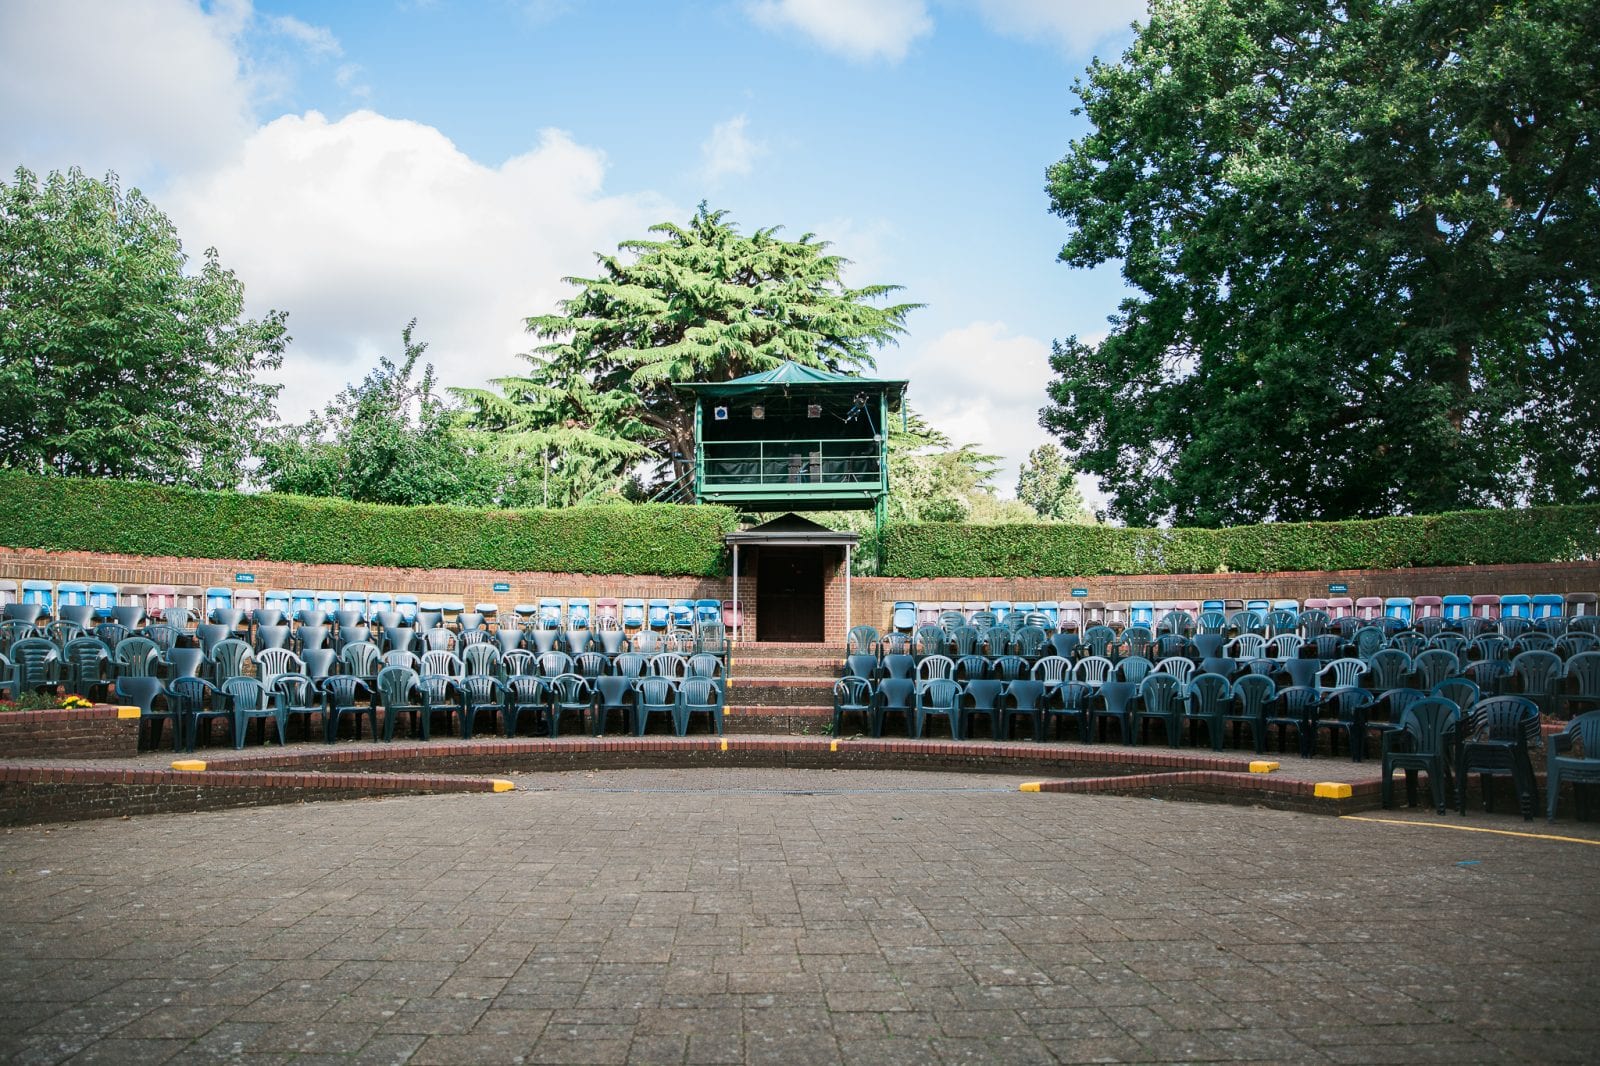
[{"left": 1, "top": 0, "right": 1144, "bottom": 504}]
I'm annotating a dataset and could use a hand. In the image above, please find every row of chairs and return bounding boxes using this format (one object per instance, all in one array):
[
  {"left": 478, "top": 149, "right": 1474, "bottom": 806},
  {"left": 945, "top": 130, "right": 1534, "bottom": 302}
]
[
  {"left": 115, "top": 668, "right": 730, "bottom": 752},
  {"left": 0, "top": 583, "right": 736, "bottom": 633},
  {"left": 888, "top": 593, "right": 1598, "bottom": 634}
]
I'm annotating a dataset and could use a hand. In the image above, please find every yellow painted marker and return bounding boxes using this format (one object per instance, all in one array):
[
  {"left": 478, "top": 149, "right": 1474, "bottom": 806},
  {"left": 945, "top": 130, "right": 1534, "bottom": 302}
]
[
  {"left": 490, "top": 779, "right": 515, "bottom": 793},
  {"left": 720, "top": 738, "right": 728, "bottom": 752},
  {"left": 116, "top": 706, "right": 142, "bottom": 719},
  {"left": 1314, "top": 782, "right": 1353, "bottom": 799},
  {"left": 1341, "top": 815, "right": 1600, "bottom": 848},
  {"left": 1018, "top": 781, "right": 1042, "bottom": 793},
  {"left": 830, "top": 739, "right": 838, "bottom": 752},
  {"left": 171, "top": 760, "right": 207, "bottom": 772}
]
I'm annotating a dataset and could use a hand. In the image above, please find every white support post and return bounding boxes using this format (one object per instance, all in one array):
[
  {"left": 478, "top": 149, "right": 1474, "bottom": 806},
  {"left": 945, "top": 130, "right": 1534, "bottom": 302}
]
[
  {"left": 844, "top": 544, "right": 852, "bottom": 643},
  {"left": 731, "top": 543, "right": 741, "bottom": 643}
]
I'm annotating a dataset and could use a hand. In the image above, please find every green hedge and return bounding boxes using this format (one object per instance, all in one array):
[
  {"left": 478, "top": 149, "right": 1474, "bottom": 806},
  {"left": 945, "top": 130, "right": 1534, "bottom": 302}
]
[
  {"left": 0, "top": 472, "right": 739, "bottom": 576},
  {"left": 882, "top": 505, "right": 1600, "bottom": 578}
]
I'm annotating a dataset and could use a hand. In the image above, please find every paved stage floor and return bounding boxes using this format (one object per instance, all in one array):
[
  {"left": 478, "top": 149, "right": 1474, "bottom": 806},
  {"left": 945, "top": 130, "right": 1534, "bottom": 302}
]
[{"left": 1, "top": 769, "right": 1597, "bottom": 1064}]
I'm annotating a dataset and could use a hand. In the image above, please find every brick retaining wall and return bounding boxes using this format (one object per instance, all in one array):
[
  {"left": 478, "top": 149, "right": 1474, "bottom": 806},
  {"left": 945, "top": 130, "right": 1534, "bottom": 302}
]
[{"left": 0, "top": 705, "right": 140, "bottom": 759}]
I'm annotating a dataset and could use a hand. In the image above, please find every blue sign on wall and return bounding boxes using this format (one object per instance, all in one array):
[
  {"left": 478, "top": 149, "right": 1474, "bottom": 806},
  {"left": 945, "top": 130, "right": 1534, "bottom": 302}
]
[
  {"left": 492, "top": 582, "right": 512, "bottom": 593},
  {"left": 235, "top": 573, "right": 256, "bottom": 583},
  {"left": 1328, "top": 583, "right": 1348, "bottom": 594},
  {"left": 1071, "top": 588, "right": 1088, "bottom": 598}
]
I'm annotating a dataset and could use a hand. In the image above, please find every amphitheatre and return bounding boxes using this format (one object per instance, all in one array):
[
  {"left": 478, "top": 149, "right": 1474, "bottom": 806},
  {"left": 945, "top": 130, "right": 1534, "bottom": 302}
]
[{"left": 4, "top": 1, "right": 1600, "bottom": 1063}]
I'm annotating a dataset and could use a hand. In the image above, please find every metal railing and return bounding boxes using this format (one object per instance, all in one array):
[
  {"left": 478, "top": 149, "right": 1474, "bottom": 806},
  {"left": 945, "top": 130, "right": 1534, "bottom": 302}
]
[{"left": 697, "top": 438, "right": 884, "bottom": 488}]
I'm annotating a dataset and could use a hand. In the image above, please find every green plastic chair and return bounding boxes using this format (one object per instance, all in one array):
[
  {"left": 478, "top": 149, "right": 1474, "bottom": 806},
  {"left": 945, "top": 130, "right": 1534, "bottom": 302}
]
[
  {"left": 1546, "top": 709, "right": 1600, "bottom": 821},
  {"left": 961, "top": 680, "right": 1005, "bottom": 739},
  {"left": 208, "top": 638, "right": 253, "bottom": 685},
  {"left": 1381, "top": 697, "right": 1459, "bottom": 814},
  {"left": 457, "top": 675, "right": 506, "bottom": 739},
  {"left": 222, "top": 676, "right": 283, "bottom": 749},
  {"left": 116, "top": 675, "right": 179, "bottom": 751},
  {"left": 1133, "top": 673, "right": 1184, "bottom": 747},
  {"left": 1227, "top": 674, "right": 1274, "bottom": 753},
  {"left": 503, "top": 676, "right": 547, "bottom": 736},
  {"left": 271, "top": 673, "right": 328, "bottom": 743},
  {"left": 1456, "top": 696, "right": 1540, "bottom": 820},
  {"left": 322, "top": 676, "right": 375, "bottom": 742},
  {"left": 913, "top": 678, "right": 962, "bottom": 740},
  {"left": 62, "top": 637, "right": 111, "bottom": 699},
  {"left": 1184, "top": 673, "right": 1233, "bottom": 751},
  {"left": 1002, "top": 680, "right": 1047, "bottom": 742},
  {"left": 676, "top": 676, "right": 724, "bottom": 736},
  {"left": 633, "top": 676, "right": 677, "bottom": 736}
]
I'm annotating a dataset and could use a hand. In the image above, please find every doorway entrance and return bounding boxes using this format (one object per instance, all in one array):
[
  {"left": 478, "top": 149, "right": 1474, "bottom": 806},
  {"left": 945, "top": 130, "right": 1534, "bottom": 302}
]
[{"left": 756, "top": 548, "right": 825, "bottom": 643}]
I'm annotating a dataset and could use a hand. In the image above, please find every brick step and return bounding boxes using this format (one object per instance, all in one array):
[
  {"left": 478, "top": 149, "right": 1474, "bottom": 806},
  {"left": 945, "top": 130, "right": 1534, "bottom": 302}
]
[
  {"left": 732, "top": 657, "right": 840, "bottom": 680},
  {"left": 727, "top": 678, "right": 836, "bottom": 707},
  {"left": 732, "top": 641, "right": 844, "bottom": 659}
]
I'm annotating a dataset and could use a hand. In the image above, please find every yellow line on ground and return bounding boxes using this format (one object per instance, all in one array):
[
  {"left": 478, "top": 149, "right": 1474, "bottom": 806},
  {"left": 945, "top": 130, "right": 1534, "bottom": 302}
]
[
  {"left": 1340, "top": 815, "right": 1600, "bottom": 847},
  {"left": 1018, "top": 782, "right": 1041, "bottom": 793}
]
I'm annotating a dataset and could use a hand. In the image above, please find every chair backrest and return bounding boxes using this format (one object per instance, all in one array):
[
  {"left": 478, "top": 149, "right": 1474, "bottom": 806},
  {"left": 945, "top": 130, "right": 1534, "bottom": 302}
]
[
  {"left": 1232, "top": 674, "right": 1276, "bottom": 716},
  {"left": 1188, "top": 672, "right": 1232, "bottom": 711},
  {"left": 1319, "top": 658, "right": 1367, "bottom": 690},
  {"left": 687, "top": 653, "right": 725, "bottom": 679},
  {"left": 340, "top": 641, "right": 382, "bottom": 677},
  {"left": 1366, "top": 648, "right": 1413, "bottom": 690},
  {"left": 451, "top": 640, "right": 495, "bottom": 676},
  {"left": 255, "top": 648, "right": 304, "bottom": 685},
  {"left": 1510, "top": 650, "right": 1563, "bottom": 692},
  {"left": 990, "top": 655, "right": 1028, "bottom": 681},
  {"left": 421, "top": 649, "right": 466, "bottom": 677},
  {"left": 1081, "top": 625, "right": 1115, "bottom": 656},
  {"left": 222, "top": 675, "right": 269, "bottom": 711},
  {"left": 834, "top": 675, "right": 873, "bottom": 708},
  {"left": 114, "top": 636, "right": 161, "bottom": 677},
  {"left": 1073, "top": 655, "right": 1113, "bottom": 687},
  {"left": 679, "top": 676, "right": 723, "bottom": 707},
  {"left": 210, "top": 639, "right": 253, "bottom": 681},
  {"left": 1099, "top": 679, "right": 1137, "bottom": 715},
  {"left": 1154, "top": 656, "right": 1195, "bottom": 685},
  {"left": 1226, "top": 633, "right": 1266, "bottom": 660},
  {"left": 322, "top": 674, "right": 370, "bottom": 707},
  {"left": 375, "top": 666, "right": 419, "bottom": 707},
  {"left": 846, "top": 625, "right": 879, "bottom": 657},
  {"left": 917, "top": 677, "right": 960, "bottom": 709},
  {"left": 915, "top": 655, "right": 955, "bottom": 683},
  {"left": 1465, "top": 694, "right": 1540, "bottom": 744},
  {"left": 635, "top": 675, "right": 676, "bottom": 706},
  {"left": 648, "top": 652, "right": 687, "bottom": 679},
  {"left": 1006, "top": 679, "right": 1045, "bottom": 710},
  {"left": 877, "top": 677, "right": 915, "bottom": 710},
  {"left": 1115, "top": 655, "right": 1153, "bottom": 685},
  {"left": 1397, "top": 696, "right": 1459, "bottom": 753},
  {"left": 1139, "top": 672, "right": 1183, "bottom": 713}
]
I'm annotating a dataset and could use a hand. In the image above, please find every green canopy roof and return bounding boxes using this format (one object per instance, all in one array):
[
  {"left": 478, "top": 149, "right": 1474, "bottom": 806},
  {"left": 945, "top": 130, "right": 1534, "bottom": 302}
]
[{"left": 674, "top": 360, "right": 907, "bottom": 398}]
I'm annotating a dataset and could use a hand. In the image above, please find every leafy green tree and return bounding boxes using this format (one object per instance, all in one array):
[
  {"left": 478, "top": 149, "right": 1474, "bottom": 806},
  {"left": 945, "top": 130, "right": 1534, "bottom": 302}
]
[
  {"left": 1016, "top": 444, "right": 1090, "bottom": 522},
  {"left": 256, "top": 321, "right": 506, "bottom": 507},
  {"left": 457, "top": 204, "right": 919, "bottom": 495},
  {"left": 0, "top": 167, "right": 287, "bottom": 489},
  {"left": 1042, "top": 0, "right": 1600, "bottom": 526}
]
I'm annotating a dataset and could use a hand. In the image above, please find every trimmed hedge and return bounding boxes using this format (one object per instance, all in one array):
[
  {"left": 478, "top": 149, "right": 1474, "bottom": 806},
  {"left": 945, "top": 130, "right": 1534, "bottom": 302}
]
[
  {"left": 882, "top": 505, "right": 1600, "bottom": 578},
  {"left": 0, "top": 472, "right": 739, "bottom": 576}
]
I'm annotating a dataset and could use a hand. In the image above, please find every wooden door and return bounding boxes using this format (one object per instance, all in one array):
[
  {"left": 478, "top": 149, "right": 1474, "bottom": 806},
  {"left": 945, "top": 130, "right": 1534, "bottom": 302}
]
[{"left": 756, "top": 548, "right": 824, "bottom": 642}]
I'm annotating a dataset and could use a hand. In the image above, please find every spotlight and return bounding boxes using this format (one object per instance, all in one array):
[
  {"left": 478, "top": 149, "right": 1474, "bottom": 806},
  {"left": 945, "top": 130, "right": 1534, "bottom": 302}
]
[
  {"left": 807, "top": 404, "right": 822, "bottom": 418},
  {"left": 751, "top": 405, "right": 765, "bottom": 420},
  {"left": 712, "top": 405, "right": 729, "bottom": 421}
]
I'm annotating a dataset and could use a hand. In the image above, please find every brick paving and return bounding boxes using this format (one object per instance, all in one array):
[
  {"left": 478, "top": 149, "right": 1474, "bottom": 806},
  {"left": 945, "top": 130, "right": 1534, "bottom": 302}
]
[{"left": 1, "top": 769, "right": 1598, "bottom": 1064}]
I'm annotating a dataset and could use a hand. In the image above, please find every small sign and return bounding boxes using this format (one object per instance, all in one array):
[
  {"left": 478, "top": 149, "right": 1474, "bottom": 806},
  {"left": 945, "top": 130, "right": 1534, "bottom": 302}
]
[
  {"left": 492, "top": 582, "right": 511, "bottom": 593},
  {"left": 1328, "top": 583, "right": 1348, "bottom": 594},
  {"left": 235, "top": 573, "right": 255, "bottom": 583},
  {"left": 1071, "top": 588, "right": 1088, "bottom": 598}
]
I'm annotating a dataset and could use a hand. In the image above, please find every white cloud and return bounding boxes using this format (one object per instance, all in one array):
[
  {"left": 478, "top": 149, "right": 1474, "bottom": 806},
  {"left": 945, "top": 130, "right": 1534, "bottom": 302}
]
[
  {"left": 267, "top": 14, "right": 341, "bottom": 56},
  {"left": 700, "top": 114, "right": 764, "bottom": 183},
  {"left": 164, "top": 111, "right": 672, "bottom": 422},
  {"left": 886, "top": 320, "right": 1103, "bottom": 510},
  {"left": 746, "top": 0, "right": 932, "bottom": 62},
  {"left": 0, "top": 0, "right": 255, "bottom": 176},
  {"left": 335, "top": 62, "right": 373, "bottom": 100},
  {"left": 964, "top": 0, "right": 1147, "bottom": 53}
]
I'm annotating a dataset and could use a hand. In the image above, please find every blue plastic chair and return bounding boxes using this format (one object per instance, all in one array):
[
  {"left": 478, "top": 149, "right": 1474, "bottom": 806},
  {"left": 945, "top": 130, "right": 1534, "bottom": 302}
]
[
  {"left": 1531, "top": 594, "right": 1565, "bottom": 619},
  {"left": 88, "top": 583, "right": 118, "bottom": 619},
  {"left": 695, "top": 599, "right": 721, "bottom": 625},
  {"left": 670, "top": 599, "right": 695, "bottom": 628},
  {"left": 57, "top": 581, "right": 88, "bottom": 608},
  {"left": 891, "top": 601, "right": 916, "bottom": 632},
  {"left": 1129, "top": 601, "right": 1155, "bottom": 628},
  {"left": 622, "top": 598, "right": 646, "bottom": 631},
  {"left": 1441, "top": 595, "right": 1471, "bottom": 621},
  {"left": 1384, "top": 597, "right": 1413, "bottom": 625},
  {"left": 1500, "top": 594, "right": 1532, "bottom": 619},
  {"left": 647, "top": 599, "right": 670, "bottom": 630},
  {"left": 568, "top": 598, "right": 591, "bottom": 628},
  {"left": 538, "top": 597, "right": 563, "bottom": 629}
]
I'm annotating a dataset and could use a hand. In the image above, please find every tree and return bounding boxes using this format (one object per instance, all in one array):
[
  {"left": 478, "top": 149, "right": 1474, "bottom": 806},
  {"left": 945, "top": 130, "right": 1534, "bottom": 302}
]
[
  {"left": 0, "top": 167, "right": 287, "bottom": 489},
  {"left": 1017, "top": 444, "right": 1090, "bottom": 522},
  {"left": 256, "top": 321, "right": 506, "bottom": 507},
  {"left": 1042, "top": 0, "right": 1600, "bottom": 526},
  {"left": 456, "top": 204, "right": 919, "bottom": 496}
]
